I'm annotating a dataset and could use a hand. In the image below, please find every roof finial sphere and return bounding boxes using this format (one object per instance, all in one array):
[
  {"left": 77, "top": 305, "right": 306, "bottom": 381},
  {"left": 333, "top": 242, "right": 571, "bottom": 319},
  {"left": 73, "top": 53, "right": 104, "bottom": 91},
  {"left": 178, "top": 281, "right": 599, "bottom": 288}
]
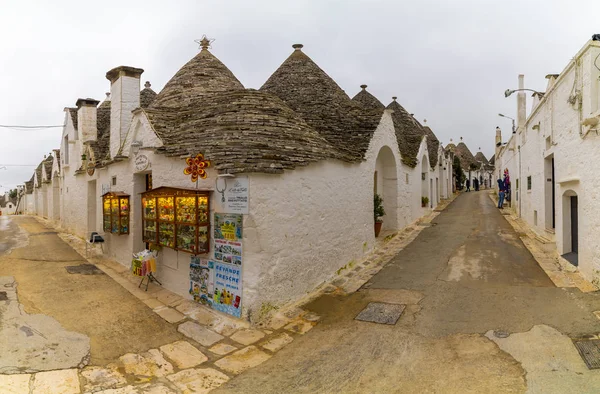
[
  {"left": 144, "top": 81, "right": 151, "bottom": 88},
  {"left": 392, "top": 96, "right": 397, "bottom": 101},
  {"left": 360, "top": 84, "right": 367, "bottom": 90},
  {"left": 105, "top": 92, "right": 110, "bottom": 98},
  {"left": 292, "top": 44, "right": 304, "bottom": 50},
  {"left": 460, "top": 136, "right": 463, "bottom": 141}
]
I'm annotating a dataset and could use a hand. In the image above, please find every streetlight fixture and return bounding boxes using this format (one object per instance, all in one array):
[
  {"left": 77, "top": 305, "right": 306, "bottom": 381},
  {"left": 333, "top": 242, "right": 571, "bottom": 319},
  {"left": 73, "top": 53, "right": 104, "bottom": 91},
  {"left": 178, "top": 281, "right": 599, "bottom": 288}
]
[
  {"left": 504, "top": 88, "right": 545, "bottom": 99},
  {"left": 498, "top": 113, "right": 516, "bottom": 134}
]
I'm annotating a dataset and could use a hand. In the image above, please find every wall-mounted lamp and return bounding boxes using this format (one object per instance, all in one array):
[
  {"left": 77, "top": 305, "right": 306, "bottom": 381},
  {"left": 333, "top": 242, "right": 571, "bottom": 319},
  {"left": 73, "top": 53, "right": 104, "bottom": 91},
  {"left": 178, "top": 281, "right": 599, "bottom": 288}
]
[
  {"left": 498, "top": 113, "right": 516, "bottom": 134},
  {"left": 532, "top": 123, "right": 540, "bottom": 131},
  {"left": 215, "top": 173, "right": 234, "bottom": 203},
  {"left": 504, "top": 88, "right": 545, "bottom": 99},
  {"left": 131, "top": 140, "right": 143, "bottom": 155}
]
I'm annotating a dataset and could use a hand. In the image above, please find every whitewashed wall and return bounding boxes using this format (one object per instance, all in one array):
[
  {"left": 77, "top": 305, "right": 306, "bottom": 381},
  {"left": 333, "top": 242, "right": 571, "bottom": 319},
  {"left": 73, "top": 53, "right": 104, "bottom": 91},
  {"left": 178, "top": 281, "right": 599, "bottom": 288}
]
[{"left": 498, "top": 40, "right": 600, "bottom": 283}]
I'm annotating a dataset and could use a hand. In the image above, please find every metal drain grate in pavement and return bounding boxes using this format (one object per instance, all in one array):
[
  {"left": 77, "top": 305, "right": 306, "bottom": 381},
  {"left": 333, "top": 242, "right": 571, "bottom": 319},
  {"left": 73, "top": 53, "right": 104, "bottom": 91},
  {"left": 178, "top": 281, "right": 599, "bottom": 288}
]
[
  {"left": 573, "top": 339, "right": 600, "bottom": 369},
  {"left": 65, "top": 264, "right": 104, "bottom": 275},
  {"left": 355, "top": 302, "right": 405, "bottom": 325}
]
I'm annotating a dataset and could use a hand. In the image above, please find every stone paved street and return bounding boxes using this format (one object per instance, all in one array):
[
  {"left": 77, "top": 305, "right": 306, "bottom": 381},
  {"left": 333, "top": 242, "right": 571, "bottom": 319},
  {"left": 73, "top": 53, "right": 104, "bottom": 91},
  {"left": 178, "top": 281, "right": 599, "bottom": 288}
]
[
  {"left": 216, "top": 191, "right": 600, "bottom": 393},
  {"left": 0, "top": 215, "right": 304, "bottom": 393},
  {"left": 2, "top": 192, "right": 600, "bottom": 393}
]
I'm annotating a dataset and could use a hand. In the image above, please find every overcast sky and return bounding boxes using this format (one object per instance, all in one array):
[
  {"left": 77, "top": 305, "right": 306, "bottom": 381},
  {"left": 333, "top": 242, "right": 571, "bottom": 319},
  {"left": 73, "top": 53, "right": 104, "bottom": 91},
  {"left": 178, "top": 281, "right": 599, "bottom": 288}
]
[{"left": 1, "top": 0, "right": 598, "bottom": 194}]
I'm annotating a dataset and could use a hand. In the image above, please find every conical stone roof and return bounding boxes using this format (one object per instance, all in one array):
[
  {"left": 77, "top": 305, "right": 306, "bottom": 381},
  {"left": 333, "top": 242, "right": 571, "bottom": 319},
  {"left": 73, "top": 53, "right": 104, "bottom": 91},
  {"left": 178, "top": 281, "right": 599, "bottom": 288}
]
[
  {"left": 422, "top": 126, "right": 440, "bottom": 168},
  {"left": 144, "top": 43, "right": 341, "bottom": 174},
  {"left": 140, "top": 81, "right": 158, "bottom": 108},
  {"left": 352, "top": 85, "right": 385, "bottom": 109},
  {"left": 260, "top": 45, "right": 382, "bottom": 161},
  {"left": 474, "top": 151, "right": 489, "bottom": 165},
  {"left": 454, "top": 141, "right": 477, "bottom": 171},
  {"left": 386, "top": 99, "right": 424, "bottom": 167},
  {"left": 151, "top": 48, "right": 244, "bottom": 109}
]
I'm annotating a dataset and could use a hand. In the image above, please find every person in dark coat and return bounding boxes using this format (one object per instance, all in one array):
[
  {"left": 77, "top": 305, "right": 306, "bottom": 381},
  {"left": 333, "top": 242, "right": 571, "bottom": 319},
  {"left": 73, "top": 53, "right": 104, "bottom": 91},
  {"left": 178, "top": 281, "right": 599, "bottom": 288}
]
[
  {"left": 466, "top": 179, "right": 471, "bottom": 192},
  {"left": 497, "top": 177, "right": 505, "bottom": 208}
]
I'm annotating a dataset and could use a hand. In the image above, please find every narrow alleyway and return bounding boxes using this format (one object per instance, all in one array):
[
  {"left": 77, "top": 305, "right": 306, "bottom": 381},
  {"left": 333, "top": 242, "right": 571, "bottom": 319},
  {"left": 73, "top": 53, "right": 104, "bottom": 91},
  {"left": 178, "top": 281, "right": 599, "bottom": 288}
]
[{"left": 217, "top": 191, "right": 600, "bottom": 393}]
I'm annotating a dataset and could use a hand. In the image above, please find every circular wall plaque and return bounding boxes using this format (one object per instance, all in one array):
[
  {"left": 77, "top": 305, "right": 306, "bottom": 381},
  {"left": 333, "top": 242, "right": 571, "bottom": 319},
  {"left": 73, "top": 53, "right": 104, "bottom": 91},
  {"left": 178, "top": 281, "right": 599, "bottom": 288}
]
[{"left": 135, "top": 154, "right": 150, "bottom": 172}]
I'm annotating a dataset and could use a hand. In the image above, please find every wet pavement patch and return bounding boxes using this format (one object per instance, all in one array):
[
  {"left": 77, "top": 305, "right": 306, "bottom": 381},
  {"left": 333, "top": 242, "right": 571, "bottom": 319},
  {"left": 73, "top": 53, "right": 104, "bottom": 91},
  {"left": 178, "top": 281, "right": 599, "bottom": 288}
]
[
  {"left": 573, "top": 339, "right": 600, "bottom": 369},
  {"left": 65, "top": 264, "right": 104, "bottom": 275},
  {"left": 355, "top": 302, "right": 405, "bottom": 325}
]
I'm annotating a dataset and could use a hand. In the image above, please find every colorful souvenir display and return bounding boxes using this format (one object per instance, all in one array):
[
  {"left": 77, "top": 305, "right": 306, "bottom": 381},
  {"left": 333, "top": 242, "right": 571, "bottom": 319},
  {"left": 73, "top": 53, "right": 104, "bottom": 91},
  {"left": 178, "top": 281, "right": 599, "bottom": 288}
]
[
  {"left": 102, "top": 192, "right": 130, "bottom": 235},
  {"left": 141, "top": 187, "right": 210, "bottom": 253}
]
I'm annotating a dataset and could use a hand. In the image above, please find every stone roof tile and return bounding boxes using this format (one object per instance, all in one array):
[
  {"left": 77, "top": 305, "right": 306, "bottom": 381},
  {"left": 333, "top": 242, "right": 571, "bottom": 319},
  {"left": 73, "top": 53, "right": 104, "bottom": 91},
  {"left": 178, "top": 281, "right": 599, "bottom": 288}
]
[
  {"left": 260, "top": 45, "right": 382, "bottom": 161},
  {"left": 352, "top": 85, "right": 385, "bottom": 109},
  {"left": 150, "top": 48, "right": 244, "bottom": 109},
  {"left": 147, "top": 89, "right": 343, "bottom": 174},
  {"left": 140, "top": 82, "right": 157, "bottom": 108}
]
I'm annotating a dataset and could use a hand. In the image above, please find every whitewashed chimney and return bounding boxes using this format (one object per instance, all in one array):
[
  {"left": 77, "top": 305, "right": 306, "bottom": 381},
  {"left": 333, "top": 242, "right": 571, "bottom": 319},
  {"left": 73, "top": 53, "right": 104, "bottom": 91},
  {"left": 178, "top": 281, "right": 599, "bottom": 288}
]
[
  {"left": 76, "top": 98, "right": 100, "bottom": 144},
  {"left": 105, "top": 66, "right": 144, "bottom": 158},
  {"left": 517, "top": 74, "right": 526, "bottom": 128}
]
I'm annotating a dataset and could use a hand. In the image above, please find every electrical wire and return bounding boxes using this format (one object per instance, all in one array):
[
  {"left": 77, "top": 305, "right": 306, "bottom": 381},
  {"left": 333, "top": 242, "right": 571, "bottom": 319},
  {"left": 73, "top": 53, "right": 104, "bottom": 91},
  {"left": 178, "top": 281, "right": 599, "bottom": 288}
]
[{"left": 0, "top": 124, "right": 64, "bottom": 129}]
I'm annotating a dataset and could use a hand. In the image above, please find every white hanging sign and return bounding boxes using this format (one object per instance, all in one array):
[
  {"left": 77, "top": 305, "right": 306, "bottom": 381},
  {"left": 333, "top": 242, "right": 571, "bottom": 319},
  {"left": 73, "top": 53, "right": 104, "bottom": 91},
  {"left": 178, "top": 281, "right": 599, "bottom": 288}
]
[{"left": 216, "top": 176, "right": 249, "bottom": 214}]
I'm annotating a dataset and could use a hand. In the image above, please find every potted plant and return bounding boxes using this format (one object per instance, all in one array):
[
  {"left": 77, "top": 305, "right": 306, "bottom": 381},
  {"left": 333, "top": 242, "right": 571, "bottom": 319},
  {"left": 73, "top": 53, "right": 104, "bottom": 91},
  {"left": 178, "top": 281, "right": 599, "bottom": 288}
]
[
  {"left": 421, "top": 196, "right": 430, "bottom": 208},
  {"left": 81, "top": 154, "right": 87, "bottom": 161},
  {"left": 374, "top": 193, "right": 385, "bottom": 237}
]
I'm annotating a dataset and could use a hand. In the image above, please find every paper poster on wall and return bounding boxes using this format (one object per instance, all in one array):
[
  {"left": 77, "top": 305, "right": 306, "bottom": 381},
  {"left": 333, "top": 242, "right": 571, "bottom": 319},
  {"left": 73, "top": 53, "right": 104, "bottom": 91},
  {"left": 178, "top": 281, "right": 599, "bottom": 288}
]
[
  {"left": 216, "top": 176, "right": 249, "bottom": 214},
  {"left": 214, "top": 239, "right": 242, "bottom": 265},
  {"left": 189, "top": 257, "right": 214, "bottom": 306},
  {"left": 214, "top": 213, "right": 243, "bottom": 242},
  {"left": 212, "top": 261, "right": 242, "bottom": 318}
]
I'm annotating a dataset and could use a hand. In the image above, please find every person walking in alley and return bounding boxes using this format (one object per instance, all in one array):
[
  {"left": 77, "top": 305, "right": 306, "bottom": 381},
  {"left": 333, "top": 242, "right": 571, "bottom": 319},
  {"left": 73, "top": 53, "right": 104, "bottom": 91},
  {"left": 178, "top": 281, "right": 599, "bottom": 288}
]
[
  {"left": 466, "top": 179, "right": 471, "bottom": 192},
  {"left": 474, "top": 178, "right": 480, "bottom": 191},
  {"left": 497, "top": 176, "right": 505, "bottom": 208}
]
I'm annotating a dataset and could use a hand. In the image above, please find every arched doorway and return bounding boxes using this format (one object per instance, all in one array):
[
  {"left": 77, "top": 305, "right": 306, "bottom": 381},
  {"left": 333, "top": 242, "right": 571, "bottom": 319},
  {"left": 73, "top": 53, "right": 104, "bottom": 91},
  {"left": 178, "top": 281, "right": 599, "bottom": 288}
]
[
  {"left": 561, "top": 189, "right": 578, "bottom": 266},
  {"left": 374, "top": 146, "right": 398, "bottom": 231},
  {"left": 421, "top": 155, "right": 429, "bottom": 208}
]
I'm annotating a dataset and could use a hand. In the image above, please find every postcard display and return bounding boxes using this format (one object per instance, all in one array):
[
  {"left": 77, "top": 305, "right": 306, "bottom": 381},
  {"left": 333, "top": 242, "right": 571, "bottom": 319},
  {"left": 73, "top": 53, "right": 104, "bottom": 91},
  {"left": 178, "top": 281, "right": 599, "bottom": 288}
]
[{"left": 190, "top": 213, "right": 243, "bottom": 318}]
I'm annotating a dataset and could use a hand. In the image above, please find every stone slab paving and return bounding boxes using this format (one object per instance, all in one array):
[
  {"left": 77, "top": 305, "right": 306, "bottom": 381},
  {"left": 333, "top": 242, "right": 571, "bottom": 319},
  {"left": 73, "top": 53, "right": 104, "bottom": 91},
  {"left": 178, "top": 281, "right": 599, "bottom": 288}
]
[
  {"left": 153, "top": 306, "right": 186, "bottom": 324},
  {"left": 230, "top": 329, "right": 266, "bottom": 345},
  {"left": 119, "top": 349, "right": 173, "bottom": 378},
  {"left": 166, "top": 368, "right": 230, "bottom": 393},
  {"left": 32, "top": 368, "right": 80, "bottom": 394},
  {"left": 177, "top": 321, "right": 224, "bottom": 347},
  {"left": 209, "top": 343, "right": 239, "bottom": 356},
  {"left": 214, "top": 346, "right": 271, "bottom": 375},
  {"left": 159, "top": 341, "right": 208, "bottom": 369},
  {"left": 260, "top": 333, "right": 294, "bottom": 352},
  {"left": 0, "top": 374, "right": 31, "bottom": 394},
  {"left": 81, "top": 365, "right": 127, "bottom": 392}
]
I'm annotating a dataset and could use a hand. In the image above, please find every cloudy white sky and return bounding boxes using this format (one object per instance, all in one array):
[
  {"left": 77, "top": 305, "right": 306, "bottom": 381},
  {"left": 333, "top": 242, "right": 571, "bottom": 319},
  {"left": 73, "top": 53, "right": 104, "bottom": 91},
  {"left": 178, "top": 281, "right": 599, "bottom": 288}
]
[{"left": 0, "top": 0, "right": 598, "bottom": 194}]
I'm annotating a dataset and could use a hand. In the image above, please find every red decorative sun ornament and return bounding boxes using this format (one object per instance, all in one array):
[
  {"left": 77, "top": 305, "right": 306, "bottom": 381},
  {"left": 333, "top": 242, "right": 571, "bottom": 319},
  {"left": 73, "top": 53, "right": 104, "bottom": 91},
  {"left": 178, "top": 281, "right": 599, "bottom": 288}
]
[{"left": 183, "top": 154, "right": 211, "bottom": 182}]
